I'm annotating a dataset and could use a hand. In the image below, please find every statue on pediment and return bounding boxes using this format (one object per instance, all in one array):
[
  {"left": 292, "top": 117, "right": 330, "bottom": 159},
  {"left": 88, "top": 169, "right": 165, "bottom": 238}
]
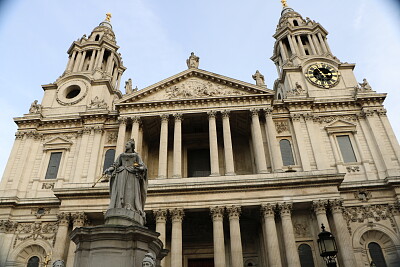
[
  {"left": 29, "top": 100, "right": 42, "bottom": 114},
  {"left": 252, "top": 70, "right": 266, "bottom": 86},
  {"left": 186, "top": 52, "right": 199, "bottom": 69},
  {"left": 125, "top": 78, "right": 133, "bottom": 94},
  {"left": 359, "top": 78, "right": 372, "bottom": 91}
]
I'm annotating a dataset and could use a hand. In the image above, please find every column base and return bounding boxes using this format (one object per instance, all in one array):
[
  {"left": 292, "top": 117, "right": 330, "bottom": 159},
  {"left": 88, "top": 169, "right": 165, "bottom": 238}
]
[
  {"left": 209, "top": 173, "right": 221, "bottom": 177},
  {"left": 225, "top": 172, "right": 236, "bottom": 176},
  {"left": 172, "top": 175, "right": 182, "bottom": 178},
  {"left": 157, "top": 175, "right": 167, "bottom": 179}
]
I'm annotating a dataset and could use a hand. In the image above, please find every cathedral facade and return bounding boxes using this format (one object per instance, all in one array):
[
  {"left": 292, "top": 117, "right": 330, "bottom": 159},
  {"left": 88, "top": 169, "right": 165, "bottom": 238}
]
[{"left": 1, "top": 4, "right": 400, "bottom": 267}]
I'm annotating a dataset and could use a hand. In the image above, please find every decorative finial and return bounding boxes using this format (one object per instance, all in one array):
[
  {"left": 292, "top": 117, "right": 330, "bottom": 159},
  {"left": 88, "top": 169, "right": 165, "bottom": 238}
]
[
  {"left": 281, "top": 0, "right": 288, "bottom": 7},
  {"left": 105, "top": 13, "right": 112, "bottom": 22}
]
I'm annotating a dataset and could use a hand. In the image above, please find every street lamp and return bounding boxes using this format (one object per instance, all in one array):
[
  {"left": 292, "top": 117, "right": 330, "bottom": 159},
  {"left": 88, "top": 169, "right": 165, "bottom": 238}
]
[{"left": 317, "top": 224, "right": 338, "bottom": 267}]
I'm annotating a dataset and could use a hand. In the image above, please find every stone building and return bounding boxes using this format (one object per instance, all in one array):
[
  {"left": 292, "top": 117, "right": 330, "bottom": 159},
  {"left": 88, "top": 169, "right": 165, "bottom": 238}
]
[{"left": 1, "top": 4, "right": 400, "bottom": 267}]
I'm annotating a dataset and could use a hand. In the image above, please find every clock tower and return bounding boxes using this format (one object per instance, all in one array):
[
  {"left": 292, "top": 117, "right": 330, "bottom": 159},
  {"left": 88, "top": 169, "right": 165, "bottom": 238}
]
[{"left": 271, "top": 3, "right": 360, "bottom": 99}]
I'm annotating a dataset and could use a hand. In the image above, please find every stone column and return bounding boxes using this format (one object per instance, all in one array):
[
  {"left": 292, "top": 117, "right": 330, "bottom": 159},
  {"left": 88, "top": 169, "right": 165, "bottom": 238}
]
[
  {"left": 115, "top": 117, "right": 128, "bottom": 158},
  {"left": 330, "top": 199, "right": 357, "bottom": 267},
  {"left": 66, "top": 51, "right": 77, "bottom": 72},
  {"left": 312, "top": 200, "right": 330, "bottom": 231},
  {"left": 208, "top": 111, "right": 220, "bottom": 176},
  {"left": 307, "top": 35, "right": 317, "bottom": 54},
  {"left": 66, "top": 212, "right": 87, "bottom": 267},
  {"left": 278, "top": 41, "right": 288, "bottom": 61},
  {"left": 261, "top": 204, "right": 282, "bottom": 267},
  {"left": 130, "top": 116, "right": 141, "bottom": 145},
  {"left": 317, "top": 33, "right": 328, "bottom": 53},
  {"left": 173, "top": 113, "right": 183, "bottom": 178},
  {"left": 312, "top": 34, "right": 322, "bottom": 54},
  {"left": 264, "top": 108, "right": 282, "bottom": 172},
  {"left": 170, "top": 208, "right": 184, "bottom": 267},
  {"left": 154, "top": 209, "right": 167, "bottom": 267},
  {"left": 250, "top": 109, "right": 268, "bottom": 173},
  {"left": 87, "top": 126, "right": 104, "bottom": 182},
  {"left": 72, "top": 51, "right": 83, "bottom": 72},
  {"left": 278, "top": 202, "right": 301, "bottom": 267},
  {"left": 158, "top": 114, "right": 169, "bottom": 178},
  {"left": 210, "top": 206, "right": 226, "bottom": 267},
  {"left": 88, "top": 49, "right": 97, "bottom": 71},
  {"left": 290, "top": 113, "right": 311, "bottom": 171},
  {"left": 95, "top": 47, "right": 105, "bottom": 69},
  {"left": 304, "top": 113, "right": 329, "bottom": 170},
  {"left": 227, "top": 206, "right": 243, "bottom": 267},
  {"left": 296, "top": 35, "right": 306, "bottom": 56},
  {"left": 52, "top": 213, "right": 71, "bottom": 264},
  {"left": 287, "top": 35, "right": 298, "bottom": 56},
  {"left": 78, "top": 51, "right": 87, "bottom": 71},
  {"left": 221, "top": 110, "right": 235, "bottom": 175}
]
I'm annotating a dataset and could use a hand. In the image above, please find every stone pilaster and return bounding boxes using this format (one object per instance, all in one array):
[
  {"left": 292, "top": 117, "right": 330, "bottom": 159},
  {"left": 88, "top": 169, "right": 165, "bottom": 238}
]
[
  {"left": 290, "top": 113, "right": 311, "bottom": 171},
  {"left": 250, "top": 109, "right": 268, "bottom": 173},
  {"left": 154, "top": 209, "right": 167, "bottom": 267},
  {"left": 173, "top": 113, "right": 183, "bottom": 178},
  {"left": 170, "top": 208, "right": 184, "bottom": 267},
  {"left": 264, "top": 108, "right": 282, "bottom": 172},
  {"left": 261, "top": 204, "right": 282, "bottom": 267},
  {"left": 158, "top": 114, "right": 169, "bottom": 178},
  {"left": 221, "top": 110, "right": 235, "bottom": 175},
  {"left": 66, "top": 212, "right": 87, "bottom": 267},
  {"left": 329, "top": 199, "right": 357, "bottom": 267},
  {"left": 87, "top": 126, "right": 104, "bottom": 182},
  {"left": 227, "top": 206, "right": 243, "bottom": 267},
  {"left": 277, "top": 202, "right": 301, "bottom": 267},
  {"left": 52, "top": 213, "right": 71, "bottom": 265},
  {"left": 208, "top": 111, "right": 220, "bottom": 176},
  {"left": 115, "top": 117, "right": 128, "bottom": 157},
  {"left": 210, "top": 206, "right": 226, "bottom": 267}
]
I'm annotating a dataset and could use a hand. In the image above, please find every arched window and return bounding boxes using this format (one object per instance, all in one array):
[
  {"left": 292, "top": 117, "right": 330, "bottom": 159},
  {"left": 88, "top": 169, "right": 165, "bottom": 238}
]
[
  {"left": 27, "top": 256, "right": 40, "bottom": 267},
  {"left": 280, "top": 139, "right": 295, "bottom": 166},
  {"left": 293, "top": 20, "right": 299, "bottom": 26},
  {"left": 103, "top": 149, "right": 116, "bottom": 171},
  {"left": 368, "top": 242, "right": 387, "bottom": 267},
  {"left": 95, "top": 34, "right": 100, "bottom": 41},
  {"left": 298, "top": 244, "right": 315, "bottom": 267}
]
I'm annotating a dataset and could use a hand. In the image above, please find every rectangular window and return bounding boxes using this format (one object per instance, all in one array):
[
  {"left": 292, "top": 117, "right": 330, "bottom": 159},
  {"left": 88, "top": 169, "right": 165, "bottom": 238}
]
[
  {"left": 45, "top": 152, "right": 62, "bottom": 179},
  {"left": 336, "top": 135, "right": 357, "bottom": 163}
]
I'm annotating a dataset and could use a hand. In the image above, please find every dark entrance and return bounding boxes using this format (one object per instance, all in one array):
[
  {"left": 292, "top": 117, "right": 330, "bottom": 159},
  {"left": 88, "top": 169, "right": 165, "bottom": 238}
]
[
  {"left": 187, "top": 149, "right": 211, "bottom": 177},
  {"left": 188, "top": 258, "right": 214, "bottom": 267}
]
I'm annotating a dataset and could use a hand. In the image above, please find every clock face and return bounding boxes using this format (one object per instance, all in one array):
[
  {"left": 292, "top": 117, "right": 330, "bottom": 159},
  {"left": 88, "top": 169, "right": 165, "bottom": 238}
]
[{"left": 305, "top": 63, "right": 340, "bottom": 88}]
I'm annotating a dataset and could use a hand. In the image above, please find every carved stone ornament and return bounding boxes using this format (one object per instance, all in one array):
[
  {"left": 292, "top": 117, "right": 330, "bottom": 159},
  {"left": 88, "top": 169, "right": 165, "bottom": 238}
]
[
  {"left": 57, "top": 212, "right": 71, "bottom": 226},
  {"left": 286, "top": 82, "right": 306, "bottom": 97},
  {"left": 275, "top": 120, "right": 289, "bottom": 134},
  {"left": 316, "top": 115, "right": 358, "bottom": 124},
  {"left": 153, "top": 209, "right": 167, "bottom": 223},
  {"left": 42, "top": 183, "right": 55, "bottom": 190},
  {"left": 107, "top": 132, "right": 118, "bottom": 143},
  {"left": 261, "top": 203, "right": 276, "bottom": 217},
  {"left": 290, "top": 113, "right": 301, "bottom": 122},
  {"left": 165, "top": 78, "right": 245, "bottom": 99},
  {"left": 354, "top": 190, "right": 372, "bottom": 202},
  {"left": 125, "top": 78, "right": 133, "bottom": 94},
  {"left": 56, "top": 80, "right": 89, "bottom": 106},
  {"left": 278, "top": 202, "right": 293, "bottom": 216},
  {"left": 0, "top": 220, "right": 18, "bottom": 233},
  {"left": 312, "top": 200, "right": 328, "bottom": 214},
  {"left": 294, "top": 222, "right": 309, "bottom": 238},
  {"left": 210, "top": 206, "right": 225, "bottom": 220},
  {"left": 88, "top": 96, "right": 108, "bottom": 109},
  {"left": 343, "top": 204, "right": 397, "bottom": 234},
  {"left": 31, "top": 208, "right": 51, "bottom": 219},
  {"left": 170, "top": 208, "right": 185, "bottom": 222},
  {"left": 29, "top": 100, "right": 42, "bottom": 114},
  {"left": 346, "top": 166, "right": 360, "bottom": 173},
  {"left": 13, "top": 221, "right": 58, "bottom": 248},
  {"left": 227, "top": 206, "right": 241, "bottom": 220},
  {"left": 71, "top": 212, "right": 88, "bottom": 227},
  {"left": 357, "top": 78, "right": 373, "bottom": 91}
]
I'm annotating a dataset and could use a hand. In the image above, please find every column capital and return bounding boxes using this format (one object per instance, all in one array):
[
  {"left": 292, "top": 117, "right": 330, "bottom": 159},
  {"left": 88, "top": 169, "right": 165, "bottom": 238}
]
[
  {"left": 210, "top": 206, "right": 225, "bottom": 221},
  {"left": 57, "top": 212, "right": 71, "bottom": 226},
  {"left": 71, "top": 212, "right": 88, "bottom": 227},
  {"left": 227, "top": 206, "right": 241, "bottom": 220},
  {"left": 118, "top": 117, "right": 128, "bottom": 124},
  {"left": 277, "top": 202, "right": 293, "bottom": 216},
  {"left": 160, "top": 114, "right": 169, "bottom": 122},
  {"left": 130, "top": 116, "right": 141, "bottom": 124},
  {"left": 170, "top": 208, "right": 184, "bottom": 222},
  {"left": 221, "top": 110, "right": 231, "bottom": 118},
  {"left": 263, "top": 107, "right": 273, "bottom": 117},
  {"left": 261, "top": 203, "right": 276, "bottom": 218},
  {"left": 290, "top": 113, "right": 302, "bottom": 121},
  {"left": 312, "top": 200, "right": 328, "bottom": 214},
  {"left": 207, "top": 110, "right": 217, "bottom": 119},
  {"left": 173, "top": 113, "right": 183, "bottom": 121},
  {"left": 329, "top": 199, "right": 344, "bottom": 213},
  {"left": 250, "top": 108, "right": 260, "bottom": 117},
  {"left": 153, "top": 209, "right": 168, "bottom": 223}
]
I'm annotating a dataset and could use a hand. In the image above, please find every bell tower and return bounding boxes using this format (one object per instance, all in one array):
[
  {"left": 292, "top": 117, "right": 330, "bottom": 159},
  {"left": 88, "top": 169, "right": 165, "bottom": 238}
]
[
  {"left": 40, "top": 13, "right": 126, "bottom": 115},
  {"left": 272, "top": 1, "right": 359, "bottom": 99}
]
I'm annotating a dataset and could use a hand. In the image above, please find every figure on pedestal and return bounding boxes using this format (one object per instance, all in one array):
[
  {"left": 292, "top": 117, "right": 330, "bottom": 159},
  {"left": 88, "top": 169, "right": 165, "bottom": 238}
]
[
  {"left": 29, "top": 100, "right": 42, "bottom": 114},
  {"left": 104, "top": 139, "right": 148, "bottom": 221},
  {"left": 186, "top": 52, "right": 199, "bottom": 69}
]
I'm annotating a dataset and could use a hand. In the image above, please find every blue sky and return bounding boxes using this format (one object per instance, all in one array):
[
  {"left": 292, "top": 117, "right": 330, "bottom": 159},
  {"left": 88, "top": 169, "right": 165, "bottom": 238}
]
[{"left": 0, "top": 0, "right": 399, "bottom": 177}]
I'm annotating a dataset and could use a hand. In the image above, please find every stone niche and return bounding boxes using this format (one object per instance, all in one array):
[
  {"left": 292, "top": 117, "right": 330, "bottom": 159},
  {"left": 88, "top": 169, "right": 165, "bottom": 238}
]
[{"left": 70, "top": 224, "right": 168, "bottom": 267}]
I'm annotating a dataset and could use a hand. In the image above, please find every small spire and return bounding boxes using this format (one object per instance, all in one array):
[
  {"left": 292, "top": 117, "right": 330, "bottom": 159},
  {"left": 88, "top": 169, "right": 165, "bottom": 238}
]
[
  {"left": 105, "top": 13, "right": 112, "bottom": 22},
  {"left": 281, "top": 0, "right": 288, "bottom": 7}
]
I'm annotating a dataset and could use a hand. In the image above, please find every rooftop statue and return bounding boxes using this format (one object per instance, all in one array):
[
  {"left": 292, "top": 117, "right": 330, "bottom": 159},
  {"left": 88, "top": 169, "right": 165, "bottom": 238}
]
[
  {"left": 29, "top": 100, "right": 42, "bottom": 114},
  {"left": 252, "top": 70, "right": 266, "bottom": 86},
  {"left": 186, "top": 52, "right": 199, "bottom": 69}
]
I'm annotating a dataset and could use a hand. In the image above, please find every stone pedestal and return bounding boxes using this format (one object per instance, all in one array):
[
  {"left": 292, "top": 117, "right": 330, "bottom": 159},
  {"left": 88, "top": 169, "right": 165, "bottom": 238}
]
[
  {"left": 70, "top": 224, "right": 168, "bottom": 267},
  {"left": 105, "top": 208, "right": 144, "bottom": 226}
]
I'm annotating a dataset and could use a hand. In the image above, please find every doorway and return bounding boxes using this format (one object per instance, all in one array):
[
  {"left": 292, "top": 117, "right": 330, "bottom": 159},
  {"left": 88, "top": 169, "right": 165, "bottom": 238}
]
[{"left": 188, "top": 258, "right": 214, "bottom": 267}]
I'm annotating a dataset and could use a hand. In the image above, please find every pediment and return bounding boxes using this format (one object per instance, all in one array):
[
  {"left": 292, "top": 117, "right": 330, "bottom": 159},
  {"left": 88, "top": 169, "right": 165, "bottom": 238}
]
[
  {"left": 325, "top": 120, "right": 357, "bottom": 134},
  {"left": 43, "top": 137, "right": 73, "bottom": 151},
  {"left": 118, "top": 69, "right": 274, "bottom": 104}
]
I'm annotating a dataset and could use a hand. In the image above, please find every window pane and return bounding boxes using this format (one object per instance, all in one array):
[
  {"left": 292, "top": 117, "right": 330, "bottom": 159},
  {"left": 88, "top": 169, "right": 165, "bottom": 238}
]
[
  {"left": 298, "top": 244, "right": 315, "bottom": 267},
  {"left": 103, "top": 149, "right": 116, "bottom": 171},
  {"left": 337, "top": 135, "right": 357, "bottom": 163},
  {"left": 27, "top": 256, "right": 40, "bottom": 267},
  {"left": 45, "top": 152, "right": 62, "bottom": 179},
  {"left": 280, "top": 139, "right": 295, "bottom": 166},
  {"left": 368, "top": 242, "right": 387, "bottom": 267}
]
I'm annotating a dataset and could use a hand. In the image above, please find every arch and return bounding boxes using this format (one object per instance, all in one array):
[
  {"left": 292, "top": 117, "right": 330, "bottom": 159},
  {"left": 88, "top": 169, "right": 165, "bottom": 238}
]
[
  {"left": 10, "top": 244, "right": 47, "bottom": 266},
  {"left": 103, "top": 148, "right": 116, "bottom": 171},
  {"left": 368, "top": 242, "right": 387, "bottom": 267},
  {"left": 279, "top": 139, "right": 295, "bottom": 166},
  {"left": 8, "top": 239, "right": 52, "bottom": 264},
  {"left": 293, "top": 20, "right": 299, "bottom": 26},
  {"left": 27, "top": 256, "right": 40, "bottom": 267},
  {"left": 95, "top": 34, "right": 100, "bottom": 41},
  {"left": 298, "top": 243, "right": 315, "bottom": 267}
]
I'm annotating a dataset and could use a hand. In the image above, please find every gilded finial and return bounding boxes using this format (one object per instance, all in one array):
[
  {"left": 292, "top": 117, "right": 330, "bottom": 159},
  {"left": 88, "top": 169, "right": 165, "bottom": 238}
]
[
  {"left": 281, "top": 0, "right": 288, "bottom": 7},
  {"left": 105, "top": 13, "right": 112, "bottom": 22}
]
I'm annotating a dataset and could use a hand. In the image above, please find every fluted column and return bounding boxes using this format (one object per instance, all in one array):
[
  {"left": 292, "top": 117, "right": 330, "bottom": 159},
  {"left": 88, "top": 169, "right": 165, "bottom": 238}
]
[
  {"left": 170, "top": 208, "right": 184, "bottom": 267},
  {"left": 312, "top": 34, "right": 322, "bottom": 54},
  {"left": 154, "top": 209, "right": 167, "bottom": 267},
  {"left": 250, "top": 109, "right": 268, "bottom": 173},
  {"left": 296, "top": 35, "right": 306, "bottom": 56},
  {"left": 88, "top": 49, "right": 97, "bottom": 71},
  {"left": 290, "top": 113, "right": 311, "bottom": 171},
  {"left": 173, "top": 113, "right": 183, "bottom": 178},
  {"left": 221, "top": 110, "right": 235, "bottom": 175},
  {"left": 264, "top": 108, "right": 282, "bottom": 171},
  {"left": 95, "top": 47, "right": 105, "bottom": 69},
  {"left": 66, "top": 212, "right": 87, "bottom": 267},
  {"left": 227, "top": 206, "right": 243, "bottom": 267},
  {"left": 261, "top": 204, "right": 282, "bottom": 267},
  {"left": 158, "top": 114, "right": 169, "bottom": 178},
  {"left": 208, "top": 111, "right": 220, "bottom": 176},
  {"left": 278, "top": 41, "right": 288, "bottom": 61},
  {"left": 317, "top": 33, "right": 328, "bottom": 53},
  {"left": 210, "top": 206, "right": 226, "bottom": 267},
  {"left": 52, "top": 213, "right": 71, "bottom": 265},
  {"left": 130, "top": 116, "right": 141, "bottom": 145},
  {"left": 72, "top": 51, "right": 82, "bottom": 72},
  {"left": 77, "top": 51, "right": 87, "bottom": 71},
  {"left": 66, "top": 51, "right": 77, "bottom": 72},
  {"left": 330, "top": 200, "right": 357, "bottom": 267},
  {"left": 278, "top": 203, "right": 301, "bottom": 267},
  {"left": 307, "top": 35, "right": 317, "bottom": 54},
  {"left": 312, "top": 200, "right": 330, "bottom": 231},
  {"left": 115, "top": 117, "right": 128, "bottom": 158}
]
